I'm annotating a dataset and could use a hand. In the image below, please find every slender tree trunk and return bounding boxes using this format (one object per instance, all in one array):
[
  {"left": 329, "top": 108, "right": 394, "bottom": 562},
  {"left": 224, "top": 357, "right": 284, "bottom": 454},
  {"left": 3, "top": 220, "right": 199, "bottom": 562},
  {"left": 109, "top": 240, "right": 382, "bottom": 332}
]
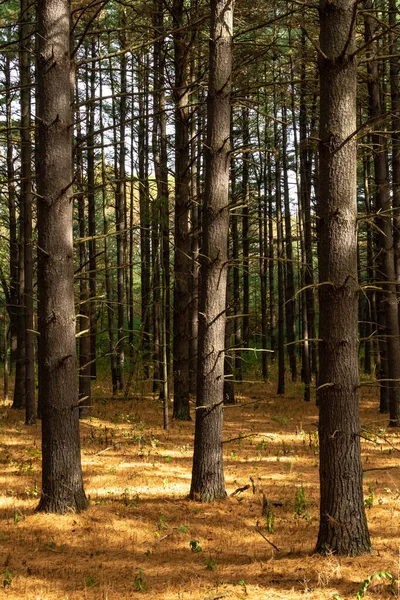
[
  {"left": 231, "top": 158, "right": 242, "bottom": 380},
  {"left": 87, "top": 38, "right": 97, "bottom": 380},
  {"left": 138, "top": 52, "right": 151, "bottom": 380},
  {"left": 316, "top": 0, "right": 370, "bottom": 554},
  {"left": 242, "top": 106, "right": 250, "bottom": 350},
  {"left": 172, "top": 0, "right": 191, "bottom": 420},
  {"left": 4, "top": 51, "right": 18, "bottom": 370},
  {"left": 190, "top": 0, "right": 233, "bottom": 501},
  {"left": 282, "top": 101, "right": 297, "bottom": 381},
  {"left": 76, "top": 106, "right": 92, "bottom": 419},
  {"left": 365, "top": 4, "right": 400, "bottom": 426},
  {"left": 99, "top": 59, "right": 118, "bottom": 394},
  {"left": 20, "top": 0, "right": 35, "bottom": 423},
  {"left": 36, "top": 0, "right": 87, "bottom": 513}
]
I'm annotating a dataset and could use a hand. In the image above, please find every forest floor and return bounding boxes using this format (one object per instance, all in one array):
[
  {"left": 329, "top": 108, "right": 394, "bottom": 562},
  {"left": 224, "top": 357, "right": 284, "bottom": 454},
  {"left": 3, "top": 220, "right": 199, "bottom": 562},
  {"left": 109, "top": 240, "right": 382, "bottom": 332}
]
[{"left": 0, "top": 371, "right": 399, "bottom": 600}]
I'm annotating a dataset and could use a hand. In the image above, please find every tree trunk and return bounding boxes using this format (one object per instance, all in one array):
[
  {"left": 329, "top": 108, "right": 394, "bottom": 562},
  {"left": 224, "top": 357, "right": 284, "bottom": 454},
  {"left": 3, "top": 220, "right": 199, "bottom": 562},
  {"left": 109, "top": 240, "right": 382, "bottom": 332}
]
[
  {"left": 365, "top": 4, "right": 400, "bottom": 426},
  {"left": 20, "top": 0, "right": 35, "bottom": 423},
  {"left": 172, "top": 0, "right": 191, "bottom": 420},
  {"left": 316, "top": 0, "right": 370, "bottom": 554},
  {"left": 36, "top": 0, "right": 87, "bottom": 513},
  {"left": 190, "top": 0, "right": 233, "bottom": 502}
]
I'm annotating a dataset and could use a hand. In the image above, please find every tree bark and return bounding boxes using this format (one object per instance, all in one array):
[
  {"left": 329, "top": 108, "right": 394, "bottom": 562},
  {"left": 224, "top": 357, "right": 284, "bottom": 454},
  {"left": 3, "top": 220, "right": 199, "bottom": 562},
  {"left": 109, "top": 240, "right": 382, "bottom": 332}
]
[
  {"left": 36, "top": 0, "right": 87, "bottom": 513},
  {"left": 316, "top": 0, "right": 370, "bottom": 554},
  {"left": 172, "top": 0, "right": 192, "bottom": 420},
  {"left": 190, "top": 0, "right": 233, "bottom": 502}
]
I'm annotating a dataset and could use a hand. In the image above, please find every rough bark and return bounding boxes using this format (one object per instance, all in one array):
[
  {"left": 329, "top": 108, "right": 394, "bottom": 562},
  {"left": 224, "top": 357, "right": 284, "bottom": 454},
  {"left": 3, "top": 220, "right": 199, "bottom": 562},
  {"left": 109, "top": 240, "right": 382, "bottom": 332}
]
[
  {"left": 190, "top": 0, "right": 233, "bottom": 502},
  {"left": 316, "top": 0, "right": 370, "bottom": 554},
  {"left": 36, "top": 0, "right": 87, "bottom": 513}
]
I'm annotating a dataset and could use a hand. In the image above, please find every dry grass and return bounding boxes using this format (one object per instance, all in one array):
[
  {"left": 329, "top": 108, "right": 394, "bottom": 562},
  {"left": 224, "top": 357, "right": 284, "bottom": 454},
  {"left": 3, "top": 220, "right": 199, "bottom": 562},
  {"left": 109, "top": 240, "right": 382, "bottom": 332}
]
[{"left": 0, "top": 374, "right": 399, "bottom": 600}]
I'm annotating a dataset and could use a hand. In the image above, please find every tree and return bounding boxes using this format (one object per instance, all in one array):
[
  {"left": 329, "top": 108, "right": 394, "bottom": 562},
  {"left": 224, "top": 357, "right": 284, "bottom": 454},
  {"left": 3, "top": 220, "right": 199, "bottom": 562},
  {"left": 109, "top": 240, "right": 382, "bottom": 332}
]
[
  {"left": 36, "top": 0, "right": 87, "bottom": 513},
  {"left": 316, "top": 0, "right": 370, "bottom": 554},
  {"left": 190, "top": 0, "right": 233, "bottom": 502}
]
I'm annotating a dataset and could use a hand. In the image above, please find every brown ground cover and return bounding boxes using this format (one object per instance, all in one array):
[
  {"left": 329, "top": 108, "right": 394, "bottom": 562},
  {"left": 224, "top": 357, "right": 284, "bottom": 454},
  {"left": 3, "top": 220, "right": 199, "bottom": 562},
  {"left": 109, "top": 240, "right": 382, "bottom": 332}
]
[{"left": 0, "top": 374, "right": 399, "bottom": 600}]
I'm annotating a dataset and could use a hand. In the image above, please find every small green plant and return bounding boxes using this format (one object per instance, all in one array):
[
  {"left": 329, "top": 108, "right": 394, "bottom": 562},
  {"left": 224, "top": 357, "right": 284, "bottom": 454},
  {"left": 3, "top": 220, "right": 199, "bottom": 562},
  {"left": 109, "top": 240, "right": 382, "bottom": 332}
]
[
  {"left": 237, "top": 578, "right": 248, "bottom": 597},
  {"left": 133, "top": 569, "right": 147, "bottom": 592},
  {"left": 265, "top": 507, "right": 275, "bottom": 533},
  {"left": 333, "top": 570, "right": 396, "bottom": 600},
  {"left": 189, "top": 539, "right": 202, "bottom": 553},
  {"left": 84, "top": 576, "right": 98, "bottom": 587},
  {"left": 205, "top": 557, "right": 217, "bottom": 571},
  {"left": 178, "top": 524, "right": 188, "bottom": 533},
  {"left": 294, "top": 483, "right": 310, "bottom": 520},
  {"left": 157, "top": 514, "right": 168, "bottom": 531},
  {"left": 364, "top": 485, "right": 374, "bottom": 509},
  {"left": 3, "top": 569, "right": 12, "bottom": 588}
]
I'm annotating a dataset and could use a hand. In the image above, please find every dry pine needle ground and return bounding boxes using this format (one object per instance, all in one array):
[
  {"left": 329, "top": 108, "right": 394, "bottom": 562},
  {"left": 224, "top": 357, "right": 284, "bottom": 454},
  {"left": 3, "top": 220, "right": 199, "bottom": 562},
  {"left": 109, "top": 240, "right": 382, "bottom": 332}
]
[{"left": 0, "top": 375, "right": 399, "bottom": 600}]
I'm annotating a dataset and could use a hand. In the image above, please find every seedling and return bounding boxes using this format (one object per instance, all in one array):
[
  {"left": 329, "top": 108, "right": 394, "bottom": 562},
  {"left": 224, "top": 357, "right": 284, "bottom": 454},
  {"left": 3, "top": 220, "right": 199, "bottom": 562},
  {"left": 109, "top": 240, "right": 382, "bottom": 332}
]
[
  {"left": 265, "top": 507, "right": 275, "bottom": 533},
  {"left": 3, "top": 569, "right": 12, "bottom": 588},
  {"left": 133, "top": 569, "right": 147, "bottom": 592},
  {"left": 294, "top": 483, "right": 310, "bottom": 521},
  {"left": 84, "top": 576, "right": 98, "bottom": 587},
  {"left": 205, "top": 557, "right": 217, "bottom": 571},
  {"left": 189, "top": 539, "right": 202, "bottom": 553}
]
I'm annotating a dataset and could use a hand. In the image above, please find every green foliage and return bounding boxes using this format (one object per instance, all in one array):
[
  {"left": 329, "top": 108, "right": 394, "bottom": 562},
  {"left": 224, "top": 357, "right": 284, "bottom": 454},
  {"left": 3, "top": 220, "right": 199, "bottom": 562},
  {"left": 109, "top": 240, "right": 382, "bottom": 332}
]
[
  {"left": 3, "top": 569, "right": 12, "bottom": 588},
  {"left": 265, "top": 507, "right": 275, "bottom": 533},
  {"left": 364, "top": 485, "right": 374, "bottom": 509},
  {"left": 189, "top": 539, "right": 202, "bottom": 553},
  {"left": 133, "top": 569, "right": 147, "bottom": 592},
  {"left": 294, "top": 483, "right": 310, "bottom": 520},
  {"left": 333, "top": 570, "right": 396, "bottom": 599},
  {"left": 205, "top": 557, "right": 217, "bottom": 571},
  {"left": 84, "top": 576, "right": 98, "bottom": 587}
]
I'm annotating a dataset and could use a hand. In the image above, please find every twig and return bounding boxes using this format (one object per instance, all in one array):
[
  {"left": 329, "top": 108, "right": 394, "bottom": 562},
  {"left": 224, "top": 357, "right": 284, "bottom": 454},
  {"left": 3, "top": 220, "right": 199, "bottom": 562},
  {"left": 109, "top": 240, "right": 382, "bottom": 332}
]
[
  {"left": 95, "top": 446, "right": 113, "bottom": 455},
  {"left": 256, "top": 527, "right": 280, "bottom": 552}
]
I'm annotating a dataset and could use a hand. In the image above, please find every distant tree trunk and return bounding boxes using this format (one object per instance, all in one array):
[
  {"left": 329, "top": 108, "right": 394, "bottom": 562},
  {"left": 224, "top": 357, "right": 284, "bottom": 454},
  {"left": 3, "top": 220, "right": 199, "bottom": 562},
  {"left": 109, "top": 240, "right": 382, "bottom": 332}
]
[
  {"left": 282, "top": 100, "right": 297, "bottom": 381},
  {"left": 87, "top": 38, "right": 97, "bottom": 380},
  {"left": 299, "top": 33, "right": 315, "bottom": 399},
  {"left": 76, "top": 107, "right": 92, "bottom": 419},
  {"left": 189, "top": 54, "right": 200, "bottom": 395},
  {"left": 365, "top": 4, "right": 400, "bottom": 426},
  {"left": 389, "top": 0, "right": 400, "bottom": 283},
  {"left": 231, "top": 158, "right": 242, "bottom": 380},
  {"left": 36, "top": 0, "right": 87, "bottom": 513},
  {"left": 242, "top": 106, "right": 250, "bottom": 350},
  {"left": 257, "top": 161, "right": 268, "bottom": 381},
  {"left": 20, "top": 0, "right": 35, "bottom": 423},
  {"left": 190, "top": 0, "right": 233, "bottom": 501},
  {"left": 267, "top": 140, "right": 276, "bottom": 359},
  {"left": 138, "top": 52, "right": 151, "bottom": 380},
  {"left": 316, "top": 0, "right": 370, "bottom": 554},
  {"left": 274, "top": 86, "right": 285, "bottom": 395},
  {"left": 12, "top": 173, "right": 25, "bottom": 410},
  {"left": 4, "top": 50, "right": 18, "bottom": 370},
  {"left": 172, "top": 0, "right": 191, "bottom": 420},
  {"left": 115, "top": 26, "right": 127, "bottom": 391},
  {"left": 99, "top": 61, "right": 118, "bottom": 394}
]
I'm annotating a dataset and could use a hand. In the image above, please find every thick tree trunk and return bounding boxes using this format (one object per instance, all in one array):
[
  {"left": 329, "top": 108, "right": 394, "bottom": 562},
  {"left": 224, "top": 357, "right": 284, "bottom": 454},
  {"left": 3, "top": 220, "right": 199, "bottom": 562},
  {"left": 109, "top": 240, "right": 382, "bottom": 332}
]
[
  {"left": 190, "top": 0, "right": 233, "bottom": 502},
  {"left": 316, "top": 0, "right": 370, "bottom": 554},
  {"left": 36, "top": 0, "right": 87, "bottom": 513}
]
